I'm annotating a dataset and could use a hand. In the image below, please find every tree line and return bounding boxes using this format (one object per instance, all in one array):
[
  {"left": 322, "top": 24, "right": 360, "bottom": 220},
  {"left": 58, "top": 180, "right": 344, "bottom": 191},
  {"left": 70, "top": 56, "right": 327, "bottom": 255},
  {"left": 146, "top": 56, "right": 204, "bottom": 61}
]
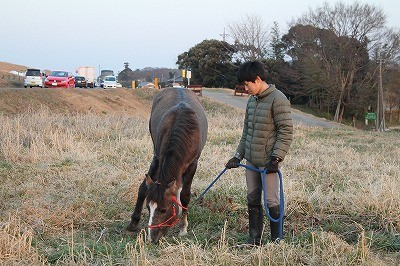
[{"left": 176, "top": 2, "right": 400, "bottom": 124}]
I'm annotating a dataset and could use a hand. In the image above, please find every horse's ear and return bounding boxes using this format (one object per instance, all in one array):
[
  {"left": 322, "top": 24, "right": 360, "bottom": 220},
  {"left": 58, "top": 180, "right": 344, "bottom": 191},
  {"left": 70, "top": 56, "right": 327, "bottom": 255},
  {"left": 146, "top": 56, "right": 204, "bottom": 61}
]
[{"left": 145, "top": 174, "right": 153, "bottom": 186}]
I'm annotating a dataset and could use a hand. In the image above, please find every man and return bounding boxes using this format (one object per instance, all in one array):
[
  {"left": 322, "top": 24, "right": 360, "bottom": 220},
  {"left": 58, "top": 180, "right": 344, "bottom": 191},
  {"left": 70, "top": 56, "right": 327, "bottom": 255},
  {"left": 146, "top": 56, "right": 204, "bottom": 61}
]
[{"left": 226, "top": 61, "right": 293, "bottom": 245}]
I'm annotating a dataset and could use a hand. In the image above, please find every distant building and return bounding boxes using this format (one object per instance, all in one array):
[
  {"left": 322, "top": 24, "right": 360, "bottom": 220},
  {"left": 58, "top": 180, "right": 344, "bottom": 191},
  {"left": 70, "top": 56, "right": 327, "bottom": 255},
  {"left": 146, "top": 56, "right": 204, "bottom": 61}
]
[
  {"left": 165, "top": 75, "right": 184, "bottom": 87},
  {"left": 138, "top": 81, "right": 155, "bottom": 89}
]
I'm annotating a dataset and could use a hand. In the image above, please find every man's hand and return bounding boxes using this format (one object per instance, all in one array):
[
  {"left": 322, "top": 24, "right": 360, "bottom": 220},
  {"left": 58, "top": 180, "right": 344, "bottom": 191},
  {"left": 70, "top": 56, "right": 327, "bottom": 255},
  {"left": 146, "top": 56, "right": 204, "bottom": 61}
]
[
  {"left": 225, "top": 157, "right": 241, "bottom": 169},
  {"left": 265, "top": 157, "right": 282, "bottom": 173}
]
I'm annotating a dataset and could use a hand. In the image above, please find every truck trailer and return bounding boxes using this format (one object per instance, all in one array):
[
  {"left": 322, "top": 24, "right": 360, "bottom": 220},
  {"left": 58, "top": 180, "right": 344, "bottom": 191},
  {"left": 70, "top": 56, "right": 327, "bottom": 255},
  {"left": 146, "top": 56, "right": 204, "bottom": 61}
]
[
  {"left": 76, "top": 66, "right": 96, "bottom": 88},
  {"left": 98, "top": 69, "right": 114, "bottom": 87}
]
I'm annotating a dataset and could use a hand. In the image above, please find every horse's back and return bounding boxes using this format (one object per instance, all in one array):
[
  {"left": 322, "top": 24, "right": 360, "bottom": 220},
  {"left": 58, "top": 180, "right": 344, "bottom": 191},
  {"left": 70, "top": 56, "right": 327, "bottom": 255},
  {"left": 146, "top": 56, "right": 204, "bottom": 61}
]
[
  {"left": 152, "top": 87, "right": 204, "bottom": 116},
  {"left": 150, "top": 87, "right": 208, "bottom": 147}
]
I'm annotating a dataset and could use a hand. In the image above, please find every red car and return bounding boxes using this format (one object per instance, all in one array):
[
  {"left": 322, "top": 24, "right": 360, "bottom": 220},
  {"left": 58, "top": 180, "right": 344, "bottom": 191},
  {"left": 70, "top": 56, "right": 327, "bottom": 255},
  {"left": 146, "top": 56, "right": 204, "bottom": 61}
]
[{"left": 44, "top": 71, "right": 75, "bottom": 88}]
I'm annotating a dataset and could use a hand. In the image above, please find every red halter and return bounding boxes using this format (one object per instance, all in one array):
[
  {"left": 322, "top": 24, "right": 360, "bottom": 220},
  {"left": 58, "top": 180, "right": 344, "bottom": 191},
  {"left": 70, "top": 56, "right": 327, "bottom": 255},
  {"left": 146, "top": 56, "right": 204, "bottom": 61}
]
[{"left": 148, "top": 196, "right": 188, "bottom": 229}]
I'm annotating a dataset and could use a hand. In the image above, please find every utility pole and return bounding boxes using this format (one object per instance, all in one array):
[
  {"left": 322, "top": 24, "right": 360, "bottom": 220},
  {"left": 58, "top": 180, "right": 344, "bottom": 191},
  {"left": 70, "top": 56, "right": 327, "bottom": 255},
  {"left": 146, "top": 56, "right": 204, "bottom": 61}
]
[
  {"left": 376, "top": 52, "right": 386, "bottom": 132},
  {"left": 220, "top": 28, "right": 229, "bottom": 42}
]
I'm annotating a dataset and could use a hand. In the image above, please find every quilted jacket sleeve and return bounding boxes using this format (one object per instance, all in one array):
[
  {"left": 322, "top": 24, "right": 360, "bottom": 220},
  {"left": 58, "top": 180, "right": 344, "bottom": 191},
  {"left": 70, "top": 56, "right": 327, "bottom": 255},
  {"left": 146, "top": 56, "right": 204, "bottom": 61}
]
[
  {"left": 271, "top": 93, "right": 293, "bottom": 160},
  {"left": 235, "top": 101, "right": 250, "bottom": 160}
]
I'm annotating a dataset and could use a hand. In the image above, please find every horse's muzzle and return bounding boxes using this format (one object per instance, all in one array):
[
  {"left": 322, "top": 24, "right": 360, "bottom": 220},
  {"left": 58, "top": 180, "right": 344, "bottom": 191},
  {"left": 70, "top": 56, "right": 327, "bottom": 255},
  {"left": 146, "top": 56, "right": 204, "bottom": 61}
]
[{"left": 148, "top": 229, "right": 163, "bottom": 244}]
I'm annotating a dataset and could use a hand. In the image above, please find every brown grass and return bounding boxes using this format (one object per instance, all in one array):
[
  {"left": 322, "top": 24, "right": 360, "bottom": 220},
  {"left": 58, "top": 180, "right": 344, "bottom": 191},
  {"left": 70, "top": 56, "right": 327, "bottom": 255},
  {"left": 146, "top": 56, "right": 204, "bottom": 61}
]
[
  {"left": 0, "top": 88, "right": 150, "bottom": 116},
  {"left": 0, "top": 61, "right": 29, "bottom": 87},
  {"left": 0, "top": 61, "right": 29, "bottom": 73},
  {"left": 0, "top": 215, "right": 45, "bottom": 265},
  {"left": 0, "top": 89, "right": 399, "bottom": 265}
]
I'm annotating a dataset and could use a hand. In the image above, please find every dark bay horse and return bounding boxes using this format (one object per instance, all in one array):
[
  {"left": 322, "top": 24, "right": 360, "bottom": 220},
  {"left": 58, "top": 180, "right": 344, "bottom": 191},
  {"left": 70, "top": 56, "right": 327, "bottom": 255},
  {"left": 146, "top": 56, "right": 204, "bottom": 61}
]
[{"left": 126, "top": 87, "right": 208, "bottom": 243}]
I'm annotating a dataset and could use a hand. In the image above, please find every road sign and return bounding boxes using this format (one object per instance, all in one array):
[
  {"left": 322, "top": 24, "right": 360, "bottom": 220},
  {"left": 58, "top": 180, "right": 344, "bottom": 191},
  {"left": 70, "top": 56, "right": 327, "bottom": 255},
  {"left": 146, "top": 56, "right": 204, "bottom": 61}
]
[{"left": 365, "top": 112, "right": 376, "bottom": 120}]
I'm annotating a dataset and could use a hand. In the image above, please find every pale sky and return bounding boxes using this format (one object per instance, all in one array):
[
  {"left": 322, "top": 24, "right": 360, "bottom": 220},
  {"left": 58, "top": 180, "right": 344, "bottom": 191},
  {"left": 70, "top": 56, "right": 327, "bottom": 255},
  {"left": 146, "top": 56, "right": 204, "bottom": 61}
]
[{"left": 1, "top": 0, "right": 399, "bottom": 75}]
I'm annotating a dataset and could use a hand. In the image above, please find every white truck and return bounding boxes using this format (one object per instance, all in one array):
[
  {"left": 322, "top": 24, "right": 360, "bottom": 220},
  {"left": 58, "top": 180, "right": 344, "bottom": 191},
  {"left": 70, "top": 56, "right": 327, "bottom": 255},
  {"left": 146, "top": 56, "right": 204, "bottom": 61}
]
[{"left": 76, "top": 66, "right": 96, "bottom": 88}]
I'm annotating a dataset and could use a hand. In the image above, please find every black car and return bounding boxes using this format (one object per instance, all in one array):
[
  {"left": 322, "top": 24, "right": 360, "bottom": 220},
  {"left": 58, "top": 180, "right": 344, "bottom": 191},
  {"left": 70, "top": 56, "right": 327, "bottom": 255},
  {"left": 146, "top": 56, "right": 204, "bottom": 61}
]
[{"left": 75, "top": 76, "right": 87, "bottom": 88}]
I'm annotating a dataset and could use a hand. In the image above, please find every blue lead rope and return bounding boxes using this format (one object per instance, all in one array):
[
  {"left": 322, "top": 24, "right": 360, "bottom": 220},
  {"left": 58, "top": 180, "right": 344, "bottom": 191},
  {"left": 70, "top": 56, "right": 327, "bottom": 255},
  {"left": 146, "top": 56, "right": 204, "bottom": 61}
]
[
  {"left": 197, "top": 163, "right": 285, "bottom": 240},
  {"left": 196, "top": 167, "right": 228, "bottom": 201},
  {"left": 237, "top": 163, "right": 284, "bottom": 240}
]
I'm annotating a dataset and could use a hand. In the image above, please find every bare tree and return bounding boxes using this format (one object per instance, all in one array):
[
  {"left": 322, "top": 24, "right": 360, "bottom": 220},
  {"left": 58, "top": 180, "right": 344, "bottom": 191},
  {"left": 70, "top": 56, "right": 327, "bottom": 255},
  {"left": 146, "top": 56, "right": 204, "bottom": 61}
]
[
  {"left": 297, "top": 1, "right": 390, "bottom": 122},
  {"left": 373, "top": 27, "right": 400, "bottom": 63},
  {"left": 385, "top": 66, "right": 400, "bottom": 123},
  {"left": 228, "top": 14, "right": 269, "bottom": 62},
  {"left": 298, "top": 1, "right": 386, "bottom": 43},
  {"left": 282, "top": 24, "right": 369, "bottom": 117}
]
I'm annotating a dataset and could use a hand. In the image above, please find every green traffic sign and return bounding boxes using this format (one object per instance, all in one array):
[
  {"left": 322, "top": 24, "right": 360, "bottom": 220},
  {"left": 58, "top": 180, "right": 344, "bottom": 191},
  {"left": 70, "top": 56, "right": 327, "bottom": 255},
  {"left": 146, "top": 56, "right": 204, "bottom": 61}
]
[{"left": 365, "top": 112, "right": 376, "bottom": 120}]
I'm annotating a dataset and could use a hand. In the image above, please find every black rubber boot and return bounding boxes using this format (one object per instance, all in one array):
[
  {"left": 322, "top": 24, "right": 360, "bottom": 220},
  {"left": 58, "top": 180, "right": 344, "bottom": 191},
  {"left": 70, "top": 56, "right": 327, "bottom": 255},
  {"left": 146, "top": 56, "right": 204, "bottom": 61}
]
[
  {"left": 269, "top": 205, "right": 282, "bottom": 242},
  {"left": 247, "top": 204, "right": 263, "bottom": 245}
]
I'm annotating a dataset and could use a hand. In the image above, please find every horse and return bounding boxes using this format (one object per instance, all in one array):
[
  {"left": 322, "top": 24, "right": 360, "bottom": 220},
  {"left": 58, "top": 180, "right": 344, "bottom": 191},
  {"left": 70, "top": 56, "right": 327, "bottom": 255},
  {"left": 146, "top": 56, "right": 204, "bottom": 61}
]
[{"left": 126, "top": 87, "right": 208, "bottom": 243}]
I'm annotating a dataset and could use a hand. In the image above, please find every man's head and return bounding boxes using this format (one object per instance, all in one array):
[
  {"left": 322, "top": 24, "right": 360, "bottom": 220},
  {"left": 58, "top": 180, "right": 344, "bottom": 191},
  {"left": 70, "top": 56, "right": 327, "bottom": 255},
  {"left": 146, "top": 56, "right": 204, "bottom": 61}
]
[
  {"left": 237, "top": 61, "right": 268, "bottom": 95},
  {"left": 237, "top": 61, "right": 267, "bottom": 84}
]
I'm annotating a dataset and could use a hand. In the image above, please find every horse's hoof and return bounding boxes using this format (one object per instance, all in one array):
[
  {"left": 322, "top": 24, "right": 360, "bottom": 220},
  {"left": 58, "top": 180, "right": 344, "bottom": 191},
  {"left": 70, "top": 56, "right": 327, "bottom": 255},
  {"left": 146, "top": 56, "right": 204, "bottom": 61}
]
[
  {"left": 126, "top": 223, "right": 139, "bottom": 232},
  {"left": 178, "top": 230, "right": 188, "bottom": 236}
]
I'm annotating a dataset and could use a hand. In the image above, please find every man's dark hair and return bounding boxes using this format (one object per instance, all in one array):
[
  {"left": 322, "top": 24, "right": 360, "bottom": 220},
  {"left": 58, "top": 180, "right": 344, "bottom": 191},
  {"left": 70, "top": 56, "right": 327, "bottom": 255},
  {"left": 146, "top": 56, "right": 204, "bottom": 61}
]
[{"left": 237, "top": 61, "right": 267, "bottom": 83}]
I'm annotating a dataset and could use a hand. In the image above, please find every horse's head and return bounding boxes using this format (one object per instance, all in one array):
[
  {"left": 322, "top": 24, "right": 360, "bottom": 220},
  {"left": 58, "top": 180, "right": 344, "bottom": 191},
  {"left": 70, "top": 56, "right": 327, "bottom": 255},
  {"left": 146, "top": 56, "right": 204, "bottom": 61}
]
[{"left": 145, "top": 174, "right": 180, "bottom": 244}]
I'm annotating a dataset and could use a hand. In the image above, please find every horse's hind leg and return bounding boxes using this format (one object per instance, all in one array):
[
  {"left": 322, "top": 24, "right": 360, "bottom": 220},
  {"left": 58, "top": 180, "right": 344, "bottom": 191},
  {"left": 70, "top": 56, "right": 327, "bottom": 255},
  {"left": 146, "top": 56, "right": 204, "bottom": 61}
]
[{"left": 126, "top": 178, "right": 147, "bottom": 232}]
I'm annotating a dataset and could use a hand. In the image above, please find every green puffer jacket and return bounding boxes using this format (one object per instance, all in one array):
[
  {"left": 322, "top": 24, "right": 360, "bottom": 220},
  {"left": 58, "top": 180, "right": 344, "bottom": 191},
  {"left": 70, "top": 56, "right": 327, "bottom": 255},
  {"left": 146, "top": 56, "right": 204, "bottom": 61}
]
[{"left": 235, "top": 84, "right": 293, "bottom": 166}]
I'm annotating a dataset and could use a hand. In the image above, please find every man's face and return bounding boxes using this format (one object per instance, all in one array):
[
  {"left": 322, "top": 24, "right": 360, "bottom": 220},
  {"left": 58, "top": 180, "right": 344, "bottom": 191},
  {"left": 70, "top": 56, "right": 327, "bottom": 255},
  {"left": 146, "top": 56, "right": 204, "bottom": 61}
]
[{"left": 243, "top": 76, "right": 262, "bottom": 95}]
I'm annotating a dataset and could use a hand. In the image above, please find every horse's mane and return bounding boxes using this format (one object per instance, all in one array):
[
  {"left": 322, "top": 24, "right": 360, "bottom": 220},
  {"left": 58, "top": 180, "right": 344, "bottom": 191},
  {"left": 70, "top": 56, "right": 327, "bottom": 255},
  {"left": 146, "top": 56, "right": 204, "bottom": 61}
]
[{"left": 147, "top": 103, "right": 199, "bottom": 207}]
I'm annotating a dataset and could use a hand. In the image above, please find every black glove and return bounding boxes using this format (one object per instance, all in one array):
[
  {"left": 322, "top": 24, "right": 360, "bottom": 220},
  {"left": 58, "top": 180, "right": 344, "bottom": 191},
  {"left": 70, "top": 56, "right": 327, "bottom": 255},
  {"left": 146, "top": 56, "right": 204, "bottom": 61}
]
[
  {"left": 265, "top": 157, "right": 282, "bottom": 173},
  {"left": 225, "top": 157, "right": 241, "bottom": 169}
]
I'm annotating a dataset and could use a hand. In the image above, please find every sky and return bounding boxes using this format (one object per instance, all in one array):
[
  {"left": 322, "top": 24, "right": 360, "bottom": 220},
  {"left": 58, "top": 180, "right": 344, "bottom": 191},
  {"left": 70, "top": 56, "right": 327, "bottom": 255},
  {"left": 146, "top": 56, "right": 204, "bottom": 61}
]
[{"left": 1, "top": 0, "right": 399, "bottom": 75}]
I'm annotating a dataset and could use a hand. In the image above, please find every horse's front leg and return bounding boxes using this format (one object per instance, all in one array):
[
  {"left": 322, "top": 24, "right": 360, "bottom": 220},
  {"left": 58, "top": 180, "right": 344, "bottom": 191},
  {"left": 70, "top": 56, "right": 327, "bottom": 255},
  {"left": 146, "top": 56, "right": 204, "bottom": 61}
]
[
  {"left": 127, "top": 156, "right": 158, "bottom": 231},
  {"left": 178, "top": 161, "right": 197, "bottom": 236},
  {"left": 126, "top": 179, "right": 147, "bottom": 232}
]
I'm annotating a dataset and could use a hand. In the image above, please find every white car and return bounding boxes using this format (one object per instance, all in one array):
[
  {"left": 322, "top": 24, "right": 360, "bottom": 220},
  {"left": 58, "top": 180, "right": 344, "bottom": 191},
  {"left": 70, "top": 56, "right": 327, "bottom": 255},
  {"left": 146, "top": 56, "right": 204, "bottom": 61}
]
[
  {"left": 103, "top": 76, "right": 117, "bottom": 89},
  {"left": 24, "top": 68, "right": 43, "bottom": 88}
]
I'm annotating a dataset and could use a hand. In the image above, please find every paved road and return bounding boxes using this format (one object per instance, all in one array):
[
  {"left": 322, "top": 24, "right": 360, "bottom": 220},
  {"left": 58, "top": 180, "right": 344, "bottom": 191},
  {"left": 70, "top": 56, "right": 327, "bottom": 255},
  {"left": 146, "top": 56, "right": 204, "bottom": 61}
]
[{"left": 202, "top": 90, "right": 351, "bottom": 129}]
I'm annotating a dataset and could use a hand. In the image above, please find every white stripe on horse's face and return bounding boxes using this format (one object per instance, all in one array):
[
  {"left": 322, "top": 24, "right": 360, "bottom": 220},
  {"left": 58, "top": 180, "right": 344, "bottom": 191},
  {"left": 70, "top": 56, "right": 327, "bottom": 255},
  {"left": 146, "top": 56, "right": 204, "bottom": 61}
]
[
  {"left": 176, "top": 187, "right": 183, "bottom": 215},
  {"left": 147, "top": 201, "right": 157, "bottom": 242}
]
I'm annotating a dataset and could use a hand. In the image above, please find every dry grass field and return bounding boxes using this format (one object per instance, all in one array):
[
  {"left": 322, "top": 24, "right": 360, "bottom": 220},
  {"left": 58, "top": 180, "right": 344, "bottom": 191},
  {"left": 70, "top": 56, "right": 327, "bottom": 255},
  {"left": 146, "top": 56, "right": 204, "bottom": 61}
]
[{"left": 0, "top": 88, "right": 399, "bottom": 265}]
